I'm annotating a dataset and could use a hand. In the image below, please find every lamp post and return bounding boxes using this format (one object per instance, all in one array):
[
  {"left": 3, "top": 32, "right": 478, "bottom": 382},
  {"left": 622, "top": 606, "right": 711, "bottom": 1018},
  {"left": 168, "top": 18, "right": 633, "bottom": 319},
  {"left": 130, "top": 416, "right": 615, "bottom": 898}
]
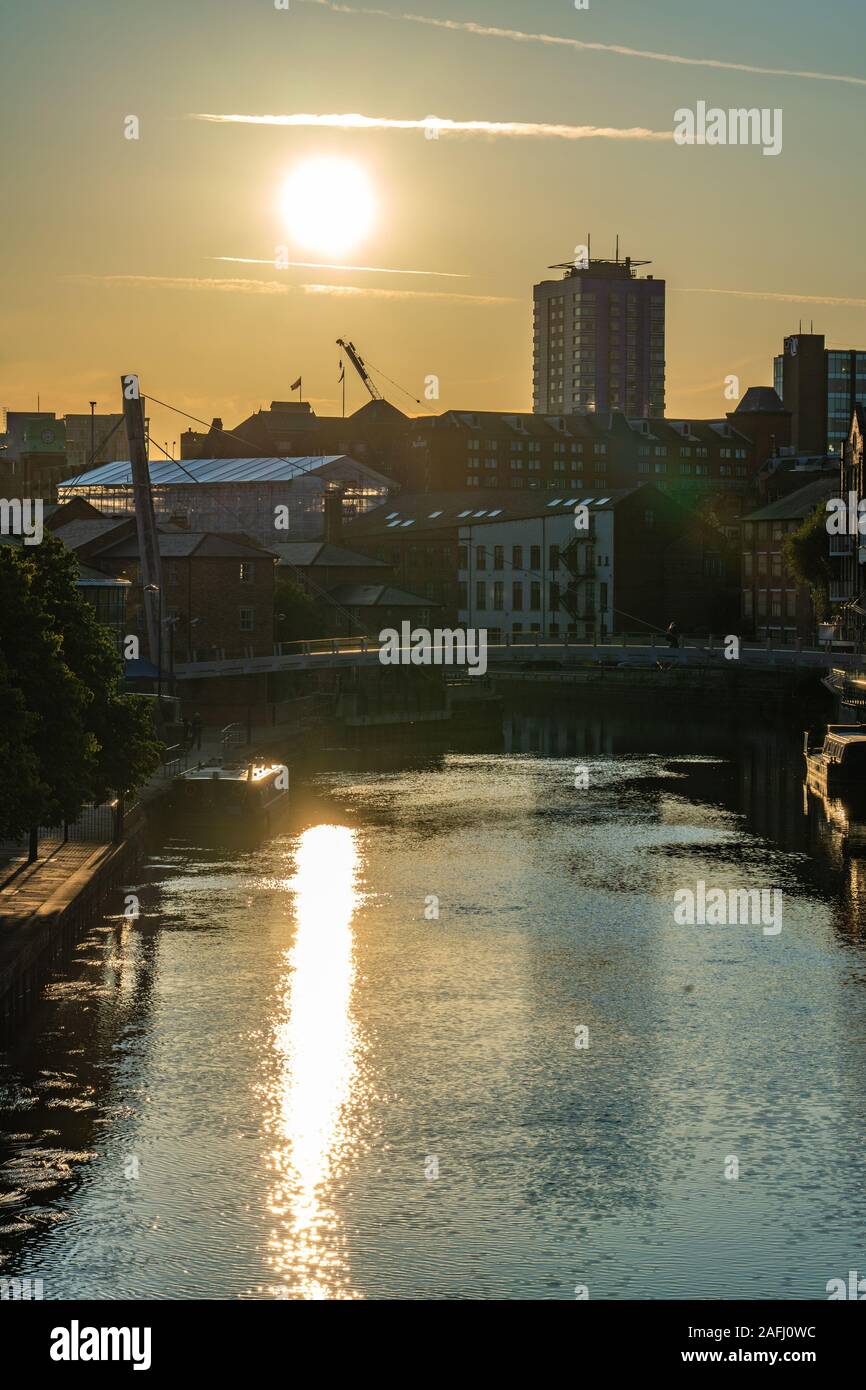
[
  {"left": 144, "top": 583, "right": 162, "bottom": 700},
  {"left": 89, "top": 400, "right": 97, "bottom": 467}
]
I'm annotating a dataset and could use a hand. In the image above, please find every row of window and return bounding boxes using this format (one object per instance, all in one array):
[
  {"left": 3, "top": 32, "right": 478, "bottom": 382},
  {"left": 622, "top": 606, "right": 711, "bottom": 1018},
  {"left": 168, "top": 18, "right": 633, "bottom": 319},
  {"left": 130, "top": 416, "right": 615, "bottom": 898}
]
[
  {"left": 742, "top": 589, "right": 799, "bottom": 619},
  {"left": 459, "top": 580, "right": 609, "bottom": 612}
]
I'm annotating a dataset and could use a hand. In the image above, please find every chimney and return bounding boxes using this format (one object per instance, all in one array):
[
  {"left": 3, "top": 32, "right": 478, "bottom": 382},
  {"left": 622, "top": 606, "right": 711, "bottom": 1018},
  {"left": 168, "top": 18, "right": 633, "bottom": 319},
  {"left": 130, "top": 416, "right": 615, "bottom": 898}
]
[{"left": 323, "top": 486, "right": 344, "bottom": 544}]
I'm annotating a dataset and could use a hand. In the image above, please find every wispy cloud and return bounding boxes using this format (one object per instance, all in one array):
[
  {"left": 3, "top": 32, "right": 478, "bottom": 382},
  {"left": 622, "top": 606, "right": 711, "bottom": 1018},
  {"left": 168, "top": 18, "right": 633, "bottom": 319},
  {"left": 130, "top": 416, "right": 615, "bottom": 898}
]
[
  {"left": 302, "top": 281, "right": 513, "bottom": 303},
  {"left": 299, "top": 1, "right": 866, "bottom": 87},
  {"left": 678, "top": 287, "right": 866, "bottom": 308},
  {"left": 211, "top": 255, "right": 469, "bottom": 278},
  {"left": 70, "top": 273, "right": 512, "bottom": 304},
  {"left": 191, "top": 111, "right": 671, "bottom": 142}
]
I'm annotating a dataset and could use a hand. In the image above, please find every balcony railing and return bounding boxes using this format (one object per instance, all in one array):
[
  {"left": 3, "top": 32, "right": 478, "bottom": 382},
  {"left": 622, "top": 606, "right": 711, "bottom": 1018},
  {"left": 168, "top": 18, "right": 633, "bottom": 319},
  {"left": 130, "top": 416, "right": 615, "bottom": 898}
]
[
  {"left": 829, "top": 535, "right": 855, "bottom": 556},
  {"left": 830, "top": 581, "right": 854, "bottom": 602}
]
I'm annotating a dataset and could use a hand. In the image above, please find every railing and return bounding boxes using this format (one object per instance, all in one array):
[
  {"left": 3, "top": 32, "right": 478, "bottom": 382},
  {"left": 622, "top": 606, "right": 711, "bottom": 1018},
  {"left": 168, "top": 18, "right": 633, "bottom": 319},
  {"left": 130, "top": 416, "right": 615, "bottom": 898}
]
[
  {"left": 829, "top": 535, "right": 855, "bottom": 556},
  {"left": 221, "top": 722, "right": 246, "bottom": 753},
  {"left": 830, "top": 581, "right": 854, "bottom": 601},
  {"left": 161, "top": 743, "right": 187, "bottom": 777}
]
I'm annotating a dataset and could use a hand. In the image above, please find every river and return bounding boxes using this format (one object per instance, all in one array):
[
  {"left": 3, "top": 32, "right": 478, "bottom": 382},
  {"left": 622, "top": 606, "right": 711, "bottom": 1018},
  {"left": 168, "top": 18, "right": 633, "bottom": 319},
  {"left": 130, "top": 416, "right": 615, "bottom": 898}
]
[{"left": 2, "top": 702, "right": 866, "bottom": 1300}]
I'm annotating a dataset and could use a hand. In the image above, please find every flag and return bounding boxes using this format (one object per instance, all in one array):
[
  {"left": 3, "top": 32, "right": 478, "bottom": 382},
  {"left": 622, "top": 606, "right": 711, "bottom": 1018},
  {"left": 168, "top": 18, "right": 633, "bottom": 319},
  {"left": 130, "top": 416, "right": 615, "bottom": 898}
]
[
  {"left": 338, "top": 360, "right": 345, "bottom": 383},
  {"left": 290, "top": 375, "right": 302, "bottom": 391}
]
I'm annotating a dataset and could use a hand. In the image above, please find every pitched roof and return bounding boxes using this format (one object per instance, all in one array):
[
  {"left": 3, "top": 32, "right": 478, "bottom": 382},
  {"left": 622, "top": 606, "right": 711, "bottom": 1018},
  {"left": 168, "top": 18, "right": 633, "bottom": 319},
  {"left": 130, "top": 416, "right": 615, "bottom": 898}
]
[
  {"left": 93, "top": 530, "right": 277, "bottom": 560},
  {"left": 741, "top": 476, "right": 836, "bottom": 522},
  {"left": 271, "top": 541, "right": 389, "bottom": 568},
  {"left": 58, "top": 454, "right": 393, "bottom": 488},
  {"left": 326, "top": 582, "right": 439, "bottom": 608},
  {"left": 734, "top": 387, "right": 788, "bottom": 414},
  {"left": 347, "top": 487, "right": 638, "bottom": 535},
  {"left": 52, "top": 518, "right": 133, "bottom": 550}
]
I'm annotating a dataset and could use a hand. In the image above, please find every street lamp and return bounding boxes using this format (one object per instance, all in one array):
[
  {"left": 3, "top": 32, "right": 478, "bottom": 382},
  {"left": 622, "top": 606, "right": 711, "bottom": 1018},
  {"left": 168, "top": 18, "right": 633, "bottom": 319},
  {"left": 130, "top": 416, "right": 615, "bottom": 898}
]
[{"left": 144, "top": 583, "right": 162, "bottom": 701}]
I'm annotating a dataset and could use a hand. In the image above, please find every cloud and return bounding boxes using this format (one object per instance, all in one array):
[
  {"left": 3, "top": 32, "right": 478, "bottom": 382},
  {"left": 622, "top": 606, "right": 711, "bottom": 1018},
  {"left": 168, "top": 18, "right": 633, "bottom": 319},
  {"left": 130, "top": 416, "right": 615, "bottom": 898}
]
[
  {"left": 677, "top": 287, "right": 866, "bottom": 308},
  {"left": 299, "top": 1, "right": 866, "bottom": 87},
  {"left": 70, "top": 273, "right": 513, "bottom": 304},
  {"left": 191, "top": 111, "right": 671, "bottom": 142},
  {"left": 301, "top": 282, "right": 513, "bottom": 303},
  {"left": 211, "top": 256, "right": 469, "bottom": 278}
]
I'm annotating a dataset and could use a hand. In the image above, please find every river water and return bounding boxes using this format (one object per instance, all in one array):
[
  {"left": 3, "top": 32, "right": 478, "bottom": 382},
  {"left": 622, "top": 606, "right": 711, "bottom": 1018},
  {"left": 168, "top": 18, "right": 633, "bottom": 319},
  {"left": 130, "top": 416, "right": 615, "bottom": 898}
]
[{"left": 2, "top": 702, "right": 866, "bottom": 1300}]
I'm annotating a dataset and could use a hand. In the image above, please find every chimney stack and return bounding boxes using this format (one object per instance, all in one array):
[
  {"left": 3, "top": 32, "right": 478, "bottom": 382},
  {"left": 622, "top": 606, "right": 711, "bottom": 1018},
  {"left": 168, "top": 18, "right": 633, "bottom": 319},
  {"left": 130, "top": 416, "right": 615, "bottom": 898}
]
[{"left": 323, "top": 486, "right": 344, "bottom": 544}]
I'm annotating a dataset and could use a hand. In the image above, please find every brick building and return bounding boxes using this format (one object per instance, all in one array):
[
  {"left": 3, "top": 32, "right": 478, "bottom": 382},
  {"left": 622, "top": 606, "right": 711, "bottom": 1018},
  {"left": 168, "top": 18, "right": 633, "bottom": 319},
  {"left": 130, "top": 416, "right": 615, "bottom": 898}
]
[
  {"left": 348, "top": 484, "right": 736, "bottom": 638},
  {"left": 739, "top": 477, "right": 836, "bottom": 642}
]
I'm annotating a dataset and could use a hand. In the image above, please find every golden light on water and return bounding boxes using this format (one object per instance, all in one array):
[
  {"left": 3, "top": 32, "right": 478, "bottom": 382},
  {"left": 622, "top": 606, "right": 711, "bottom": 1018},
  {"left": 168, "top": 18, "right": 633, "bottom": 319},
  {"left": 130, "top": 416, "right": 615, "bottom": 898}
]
[{"left": 266, "top": 824, "right": 363, "bottom": 1299}]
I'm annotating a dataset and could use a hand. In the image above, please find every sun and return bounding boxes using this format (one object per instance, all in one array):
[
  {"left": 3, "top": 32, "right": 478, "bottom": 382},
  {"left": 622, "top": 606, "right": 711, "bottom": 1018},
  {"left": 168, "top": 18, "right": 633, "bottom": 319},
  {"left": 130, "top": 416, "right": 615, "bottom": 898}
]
[{"left": 279, "top": 157, "right": 376, "bottom": 259}]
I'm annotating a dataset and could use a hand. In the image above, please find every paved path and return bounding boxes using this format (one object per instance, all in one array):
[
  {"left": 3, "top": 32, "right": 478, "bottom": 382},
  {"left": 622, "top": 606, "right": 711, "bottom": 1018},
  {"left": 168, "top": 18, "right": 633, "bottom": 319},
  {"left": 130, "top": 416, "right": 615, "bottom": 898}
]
[{"left": 0, "top": 841, "right": 107, "bottom": 924}]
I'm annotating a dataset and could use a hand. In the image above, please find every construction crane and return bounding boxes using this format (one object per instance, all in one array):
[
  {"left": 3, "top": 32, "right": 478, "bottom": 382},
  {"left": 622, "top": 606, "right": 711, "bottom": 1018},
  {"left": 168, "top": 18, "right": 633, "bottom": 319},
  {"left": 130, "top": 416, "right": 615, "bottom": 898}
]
[{"left": 336, "top": 339, "right": 383, "bottom": 402}]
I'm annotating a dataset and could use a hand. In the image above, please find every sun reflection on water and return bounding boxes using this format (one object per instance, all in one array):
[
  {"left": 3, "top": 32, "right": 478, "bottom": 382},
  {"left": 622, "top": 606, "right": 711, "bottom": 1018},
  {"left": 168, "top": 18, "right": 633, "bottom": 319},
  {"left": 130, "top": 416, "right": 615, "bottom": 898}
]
[{"left": 266, "top": 824, "right": 363, "bottom": 1299}]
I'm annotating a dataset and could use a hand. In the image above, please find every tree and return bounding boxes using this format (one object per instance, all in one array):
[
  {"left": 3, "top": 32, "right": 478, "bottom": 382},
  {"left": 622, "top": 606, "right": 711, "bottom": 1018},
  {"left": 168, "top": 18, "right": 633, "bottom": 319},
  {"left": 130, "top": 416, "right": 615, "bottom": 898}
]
[
  {"left": 274, "top": 571, "right": 333, "bottom": 642},
  {"left": 0, "top": 538, "right": 160, "bottom": 841},
  {"left": 782, "top": 505, "right": 833, "bottom": 622}
]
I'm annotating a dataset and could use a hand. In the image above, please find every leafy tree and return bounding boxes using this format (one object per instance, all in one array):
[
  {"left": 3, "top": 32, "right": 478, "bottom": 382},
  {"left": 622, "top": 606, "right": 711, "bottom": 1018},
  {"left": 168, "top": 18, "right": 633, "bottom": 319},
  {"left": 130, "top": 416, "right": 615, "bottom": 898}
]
[
  {"left": 782, "top": 505, "right": 833, "bottom": 621},
  {"left": 0, "top": 649, "right": 43, "bottom": 837},
  {"left": 0, "top": 538, "right": 160, "bottom": 841},
  {"left": 275, "top": 571, "right": 333, "bottom": 642}
]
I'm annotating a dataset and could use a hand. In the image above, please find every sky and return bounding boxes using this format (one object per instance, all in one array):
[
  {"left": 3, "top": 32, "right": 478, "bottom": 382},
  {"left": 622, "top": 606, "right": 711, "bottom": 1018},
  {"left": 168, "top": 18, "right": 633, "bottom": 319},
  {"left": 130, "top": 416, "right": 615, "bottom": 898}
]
[{"left": 2, "top": 0, "right": 866, "bottom": 453}]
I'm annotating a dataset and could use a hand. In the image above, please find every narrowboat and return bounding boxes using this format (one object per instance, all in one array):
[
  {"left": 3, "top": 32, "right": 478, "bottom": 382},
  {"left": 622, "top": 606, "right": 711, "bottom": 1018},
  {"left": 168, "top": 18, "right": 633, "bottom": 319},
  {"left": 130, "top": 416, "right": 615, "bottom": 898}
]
[
  {"left": 804, "top": 725, "right": 866, "bottom": 798},
  {"left": 168, "top": 759, "right": 289, "bottom": 841}
]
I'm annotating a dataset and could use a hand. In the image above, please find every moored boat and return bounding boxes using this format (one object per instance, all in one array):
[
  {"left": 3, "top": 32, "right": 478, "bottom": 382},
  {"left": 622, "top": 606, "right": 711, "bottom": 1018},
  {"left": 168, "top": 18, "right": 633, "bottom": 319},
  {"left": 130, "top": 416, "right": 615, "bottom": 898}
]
[
  {"left": 804, "top": 724, "right": 866, "bottom": 798},
  {"left": 167, "top": 758, "right": 289, "bottom": 842}
]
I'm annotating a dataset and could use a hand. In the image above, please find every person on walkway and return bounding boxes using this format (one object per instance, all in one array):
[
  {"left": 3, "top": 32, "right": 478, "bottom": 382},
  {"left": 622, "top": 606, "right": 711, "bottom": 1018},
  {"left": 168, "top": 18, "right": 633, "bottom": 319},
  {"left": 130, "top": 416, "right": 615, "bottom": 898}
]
[
  {"left": 666, "top": 621, "right": 680, "bottom": 649},
  {"left": 191, "top": 711, "right": 203, "bottom": 750}
]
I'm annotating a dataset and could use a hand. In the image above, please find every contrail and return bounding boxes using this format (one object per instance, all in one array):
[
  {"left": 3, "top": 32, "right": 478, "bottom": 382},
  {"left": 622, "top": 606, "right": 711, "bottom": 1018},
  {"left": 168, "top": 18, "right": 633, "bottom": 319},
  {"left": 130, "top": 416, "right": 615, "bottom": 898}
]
[
  {"left": 678, "top": 287, "right": 866, "bottom": 308},
  {"left": 71, "top": 273, "right": 512, "bottom": 304},
  {"left": 301, "top": 281, "right": 513, "bottom": 303},
  {"left": 298, "top": 1, "right": 866, "bottom": 87},
  {"left": 212, "top": 255, "right": 469, "bottom": 278},
  {"left": 191, "top": 111, "right": 671, "bottom": 141}
]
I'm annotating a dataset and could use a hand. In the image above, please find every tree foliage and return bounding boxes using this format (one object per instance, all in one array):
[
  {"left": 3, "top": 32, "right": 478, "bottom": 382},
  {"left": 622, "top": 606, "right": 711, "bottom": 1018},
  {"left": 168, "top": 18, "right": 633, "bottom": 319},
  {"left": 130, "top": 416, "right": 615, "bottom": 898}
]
[
  {"left": 274, "top": 572, "right": 332, "bottom": 642},
  {"left": 0, "top": 538, "right": 160, "bottom": 839},
  {"left": 781, "top": 505, "right": 832, "bottom": 621}
]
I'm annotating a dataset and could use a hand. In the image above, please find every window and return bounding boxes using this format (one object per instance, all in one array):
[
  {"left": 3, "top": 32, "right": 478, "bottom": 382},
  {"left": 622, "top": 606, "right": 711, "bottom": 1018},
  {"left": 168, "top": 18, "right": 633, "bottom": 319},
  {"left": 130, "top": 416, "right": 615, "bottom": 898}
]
[
  {"left": 476, "top": 545, "right": 486, "bottom": 569},
  {"left": 493, "top": 581, "right": 504, "bottom": 610},
  {"left": 549, "top": 544, "right": 560, "bottom": 571},
  {"left": 239, "top": 561, "right": 254, "bottom": 583},
  {"left": 743, "top": 589, "right": 754, "bottom": 618},
  {"left": 530, "top": 582, "right": 541, "bottom": 610},
  {"left": 512, "top": 582, "right": 524, "bottom": 611},
  {"left": 786, "top": 590, "right": 797, "bottom": 618},
  {"left": 644, "top": 510, "right": 654, "bottom": 528},
  {"left": 476, "top": 580, "right": 486, "bottom": 608},
  {"left": 457, "top": 544, "right": 468, "bottom": 570},
  {"left": 530, "top": 545, "right": 541, "bottom": 570},
  {"left": 512, "top": 545, "right": 523, "bottom": 569},
  {"left": 457, "top": 581, "right": 468, "bottom": 608},
  {"left": 493, "top": 545, "right": 504, "bottom": 570},
  {"left": 744, "top": 552, "right": 753, "bottom": 579},
  {"left": 239, "top": 606, "right": 255, "bottom": 632}
]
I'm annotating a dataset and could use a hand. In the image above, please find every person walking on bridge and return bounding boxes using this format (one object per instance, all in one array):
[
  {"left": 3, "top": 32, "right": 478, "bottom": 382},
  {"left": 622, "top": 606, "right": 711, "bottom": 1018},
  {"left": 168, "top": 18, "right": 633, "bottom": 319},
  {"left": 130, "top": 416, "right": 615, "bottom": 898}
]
[{"left": 666, "top": 621, "right": 680, "bottom": 649}]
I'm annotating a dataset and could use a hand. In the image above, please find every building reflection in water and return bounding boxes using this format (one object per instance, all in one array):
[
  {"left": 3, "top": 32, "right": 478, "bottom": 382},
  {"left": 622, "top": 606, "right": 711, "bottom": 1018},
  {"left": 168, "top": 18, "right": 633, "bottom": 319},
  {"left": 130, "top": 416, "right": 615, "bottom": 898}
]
[{"left": 266, "top": 824, "right": 363, "bottom": 1299}]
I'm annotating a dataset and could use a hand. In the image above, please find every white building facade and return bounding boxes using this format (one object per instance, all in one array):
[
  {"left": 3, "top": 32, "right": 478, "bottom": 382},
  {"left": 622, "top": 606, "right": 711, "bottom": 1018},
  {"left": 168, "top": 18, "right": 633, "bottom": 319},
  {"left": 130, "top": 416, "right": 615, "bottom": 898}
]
[{"left": 457, "top": 496, "right": 615, "bottom": 642}]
